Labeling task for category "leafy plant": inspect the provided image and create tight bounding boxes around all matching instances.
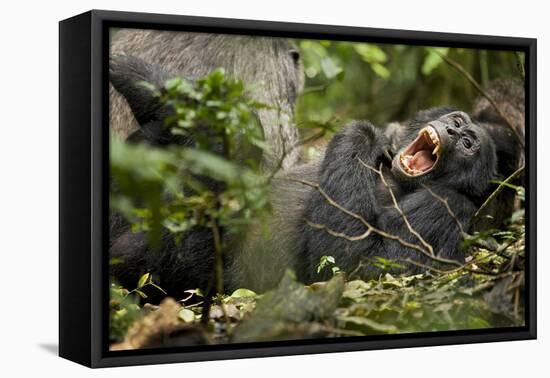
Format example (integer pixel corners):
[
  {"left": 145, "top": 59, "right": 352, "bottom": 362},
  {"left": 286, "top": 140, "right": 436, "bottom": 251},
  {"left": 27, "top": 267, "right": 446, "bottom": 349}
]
[
  {"left": 316, "top": 255, "right": 341, "bottom": 276},
  {"left": 109, "top": 273, "right": 165, "bottom": 341},
  {"left": 109, "top": 284, "right": 141, "bottom": 342},
  {"left": 111, "top": 69, "right": 272, "bottom": 299}
]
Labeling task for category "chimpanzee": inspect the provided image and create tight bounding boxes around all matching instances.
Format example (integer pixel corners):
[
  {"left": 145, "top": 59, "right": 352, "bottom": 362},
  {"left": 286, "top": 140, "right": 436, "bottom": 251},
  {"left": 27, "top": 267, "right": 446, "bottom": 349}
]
[
  {"left": 298, "top": 109, "right": 498, "bottom": 282},
  {"left": 231, "top": 108, "right": 499, "bottom": 290},
  {"left": 384, "top": 79, "right": 524, "bottom": 231}
]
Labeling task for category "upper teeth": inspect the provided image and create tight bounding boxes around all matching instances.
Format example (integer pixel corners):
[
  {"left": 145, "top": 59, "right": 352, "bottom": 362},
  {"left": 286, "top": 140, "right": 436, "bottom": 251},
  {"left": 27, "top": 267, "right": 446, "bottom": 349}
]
[
  {"left": 422, "top": 126, "right": 440, "bottom": 147},
  {"left": 399, "top": 126, "right": 440, "bottom": 176}
]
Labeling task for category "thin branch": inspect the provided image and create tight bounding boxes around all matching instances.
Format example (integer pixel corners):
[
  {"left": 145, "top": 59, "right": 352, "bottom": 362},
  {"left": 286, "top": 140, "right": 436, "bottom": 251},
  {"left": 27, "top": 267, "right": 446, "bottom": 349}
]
[
  {"left": 471, "top": 281, "right": 496, "bottom": 295},
  {"left": 305, "top": 219, "right": 372, "bottom": 241},
  {"left": 265, "top": 129, "right": 327, "bottom": 184},
  {"left": 301, "top": 84, "right": 329, "bottom": 96},
  {"left": 210, "top": 218, "right": 231, "bottom": 330},
  {"left": 433, "top": 49, "right": 524, "bottom": 148},
  {"left": 291, "top": 178, "right": 374, "bottom": 227},
  {"left": 265, "top": 133, "right": 288, "bottom": 183},
  {"left": 474, "top": 165, "right": 525, "bottom": 219},
  {"left": 421, "top": 184, "right": 466, "bottom": 236},
  {"left": 299, "top": 129, "right": 328, "bottom": 147},
  {"left": 399, "top": 252, "right": 486, "bottom": 276},
  {"left": 289, "top": 178, "right": 462, "bottom": 268},
  {"left": 514, "top": 287, "right": 520, "bottom": 321},
  {"left": 398, "top": 258, "right": 460, "bottom": 275},
  {"left": 358, "top": 158, "right": 435, "bottom": 256}
]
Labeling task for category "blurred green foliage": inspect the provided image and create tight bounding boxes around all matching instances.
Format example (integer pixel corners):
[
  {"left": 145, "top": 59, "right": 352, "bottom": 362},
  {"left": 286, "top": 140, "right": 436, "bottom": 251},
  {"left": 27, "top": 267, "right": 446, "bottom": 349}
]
[
  {"left": 296, "top": 41, "right": 522, "bottom": 135},
  {"left": 109, "top": 284, "right": 141, "bottom": 342},
  {"left": 110, "top": 68, "right": 271, "bottom": 248}
]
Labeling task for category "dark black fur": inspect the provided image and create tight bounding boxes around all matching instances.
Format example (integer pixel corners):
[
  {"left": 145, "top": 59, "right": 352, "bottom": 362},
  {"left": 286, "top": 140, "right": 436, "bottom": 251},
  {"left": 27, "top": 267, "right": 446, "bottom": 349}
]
[
  {"left": 228, "top": 109, "right": 499, "bottom": 292},
  {"left": 297, "top": 110, "right": 497, "bottom": 283},
  {"left": 386, "top": 80, "right": 525, "bottom": 231},
  {"left": 471, "top": 79, "right": 524, "bottom": 230},
  {"left": 109, "top": 55, "right": 222, "bottom": 302}
]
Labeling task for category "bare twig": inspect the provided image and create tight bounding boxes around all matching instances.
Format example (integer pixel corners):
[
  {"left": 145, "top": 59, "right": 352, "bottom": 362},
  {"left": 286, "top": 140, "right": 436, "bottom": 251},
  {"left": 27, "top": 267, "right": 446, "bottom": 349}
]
[
  {"left": 471, "top": 281, "right": 496, "bottom": 295},
  {"left": 301, "top": 84, "right": 329, "bottom": 96},
  {"left": 266, "top": 134, "right": 288, "bottom": 183},
  {"left": 398, "top": 258, "right": 459, "bottom": 275},
  {"left": 421, "top": 184, "right": 466, "bottom": 236},
  {"left": 210, "top": 219, "right": 231, "bottom": 330},
  {"left": 290, "top": 178, "right": 462, "bottom": 268},
  {"left": 357, "top": 158, "right": 435, "bottom": 256},
  {"left": 265, "top": 129, "right": 327, "bottom": 184},
  {"left": 399, "top": 252, "right": 489, "bottom": 276},
  {"left": 474, "top": 165, "right": 525, "bottom": 219},
  {"left": 305, "top": 219, "right": 372, "bottom": 241},
  {"left": 514, "top": 287, "right": 520, "bottom": 321},
  {"left": 498, "top": 231, "right": 524, "bottom": 258},
  {"left": 506, "top": 271, "right": 525, "bottom": 292},
  {"left": 433, "top": 49, "right": 524, "bottom": 148},
  {"left": 298, "top": 129, "right": 329, "bottom": 147}
]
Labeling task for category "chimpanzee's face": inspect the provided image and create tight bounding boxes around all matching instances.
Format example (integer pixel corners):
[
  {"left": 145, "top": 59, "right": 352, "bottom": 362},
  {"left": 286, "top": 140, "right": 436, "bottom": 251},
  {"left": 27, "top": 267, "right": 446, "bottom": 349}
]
[{"left": 391, "top": 109, "right": 497, "bottom": 197}]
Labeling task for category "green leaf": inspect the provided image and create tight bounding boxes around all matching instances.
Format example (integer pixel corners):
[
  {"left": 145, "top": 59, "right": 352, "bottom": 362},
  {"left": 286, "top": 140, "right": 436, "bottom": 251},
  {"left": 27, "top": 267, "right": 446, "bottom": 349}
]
[
  {"left": 165, "top": 77, "right": 183, "bottom": 91},
  {"left": 178, "top": 308, "right": 196, "bottom": 323},
  {"left": 320, "top": 57, "right": 343, "bottom": 79},
  {"left": 137, "top": 80, "right": 157, "bottom": 92},
  {"left": 338, "top": 316, "right": 397, "bottom": 333},
  {"left": 422, "top": 47, "right": 449, "bottom": 76},
  {"left": 509, "top": 209, "right": 525, "bottom": 224},
  {"left": 135, "top": 289, "right": 147, "bottom": 299},
  {"left": 354, "top": 43, "right": 387, "bottom": 63},
  {"left": 149, "top": 282, "right": 167, "bottom": 295},
  {"left": 230, "top": 288, "right": 257, "bottom": 298},
  {"left": 371, "top": 63, "right": 391, "bottom": 79},
  {"left": 137, "top": 273, "right": 150, "bottom": 289},
  {"left": 343, "top": 280, "right": 372, "bottom": 299}
]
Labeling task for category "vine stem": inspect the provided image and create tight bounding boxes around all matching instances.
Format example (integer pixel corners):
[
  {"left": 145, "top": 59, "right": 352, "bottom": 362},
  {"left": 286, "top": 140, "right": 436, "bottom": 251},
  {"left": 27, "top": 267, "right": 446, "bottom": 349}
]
[
  {"left": 434, "top": 49, "right": 524, "bottom": 148},
  {"left": 289, "top": 178, "right": 462, "bottom": 268},
  {"left": 210, "top": 218, "right": 231, "bottom": 331},
  {"left": 358, "top": 158, "right": 435, "bottom": 256},
  {"left": 474, "top": 165, "right": 525, "bottom": 219}
]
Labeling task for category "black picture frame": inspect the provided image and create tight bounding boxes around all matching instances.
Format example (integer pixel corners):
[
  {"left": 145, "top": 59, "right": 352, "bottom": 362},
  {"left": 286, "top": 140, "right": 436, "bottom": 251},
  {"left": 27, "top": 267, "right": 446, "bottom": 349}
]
[{"left": 59, "top": 9, "right": 537, "bottom": 368}]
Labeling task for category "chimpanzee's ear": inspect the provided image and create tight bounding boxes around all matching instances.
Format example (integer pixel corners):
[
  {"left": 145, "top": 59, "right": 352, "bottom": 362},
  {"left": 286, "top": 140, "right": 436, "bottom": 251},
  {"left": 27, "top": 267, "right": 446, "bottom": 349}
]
[{"left": 109, "top": 54, "right": 169, "bottom": 126}]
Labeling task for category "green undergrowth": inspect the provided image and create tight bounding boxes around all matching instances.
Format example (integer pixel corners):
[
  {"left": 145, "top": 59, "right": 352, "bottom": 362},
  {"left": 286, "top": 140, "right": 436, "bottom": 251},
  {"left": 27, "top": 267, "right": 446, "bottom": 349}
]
[{"left": 110, "top": 221, "right": 524, "bottom": 347}]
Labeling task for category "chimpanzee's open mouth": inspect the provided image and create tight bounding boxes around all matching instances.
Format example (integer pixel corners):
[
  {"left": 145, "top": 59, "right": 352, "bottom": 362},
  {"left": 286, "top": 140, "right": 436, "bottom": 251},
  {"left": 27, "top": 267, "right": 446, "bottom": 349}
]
[{"left": 399, "top": 126, "right": 441, "bottom": 176}]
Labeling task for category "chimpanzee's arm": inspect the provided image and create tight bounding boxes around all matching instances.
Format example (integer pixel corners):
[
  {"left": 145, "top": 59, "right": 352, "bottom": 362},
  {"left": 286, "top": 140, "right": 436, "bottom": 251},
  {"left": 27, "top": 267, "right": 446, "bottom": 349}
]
[
  {"left": 376, "top": 186, "right": 477, "bottom": 269},
  {"left": 299, "top": 121, "right": 391, "bottom": 281},
  {"left": 311, "top": 120, "right": 391, "bottom": 221}
]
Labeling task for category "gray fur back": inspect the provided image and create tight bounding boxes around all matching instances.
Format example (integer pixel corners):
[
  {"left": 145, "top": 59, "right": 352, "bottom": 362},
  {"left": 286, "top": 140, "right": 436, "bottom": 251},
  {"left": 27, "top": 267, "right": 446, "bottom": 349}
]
[
  {"left": 226, "top": 160, "right": 320, "bottom": 291},
  {"left": 109, "top": 29, "right": 305, "bottom": 170}
]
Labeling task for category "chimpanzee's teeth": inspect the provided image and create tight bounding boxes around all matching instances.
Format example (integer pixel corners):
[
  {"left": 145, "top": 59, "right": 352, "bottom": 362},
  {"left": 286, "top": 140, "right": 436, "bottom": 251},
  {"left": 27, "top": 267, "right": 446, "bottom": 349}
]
[
  {"left": 422, "top": 126, "right": 440, "bottom": 147},
  {"left": 400, "top": 126, "right": 441, "bottom": 176},
  {"left": 400, "top": 154, "right": 421, "bottom": 175}
]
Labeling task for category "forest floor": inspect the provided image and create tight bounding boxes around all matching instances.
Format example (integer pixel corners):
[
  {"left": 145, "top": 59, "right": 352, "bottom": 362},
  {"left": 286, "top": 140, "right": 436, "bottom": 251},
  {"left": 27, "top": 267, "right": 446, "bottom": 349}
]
[{"left": 110, "top": 220, "right": 525, "bottom": 350}]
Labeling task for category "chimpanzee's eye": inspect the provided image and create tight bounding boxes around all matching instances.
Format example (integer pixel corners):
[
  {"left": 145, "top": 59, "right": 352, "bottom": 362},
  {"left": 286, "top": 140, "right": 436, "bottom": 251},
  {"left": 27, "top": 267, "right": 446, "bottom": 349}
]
[
  {"left": 463, "top": 138, "right": 472, "bottom": 149},
  {"left": 453, "top": 118, "right": 462, "bottom": 128}
]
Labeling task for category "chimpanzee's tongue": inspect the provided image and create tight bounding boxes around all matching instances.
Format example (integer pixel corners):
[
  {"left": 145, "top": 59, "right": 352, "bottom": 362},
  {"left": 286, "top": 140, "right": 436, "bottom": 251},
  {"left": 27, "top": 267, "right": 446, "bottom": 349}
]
[{"left": 411, "top": 150, "right": 434, "bottom": 171}]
